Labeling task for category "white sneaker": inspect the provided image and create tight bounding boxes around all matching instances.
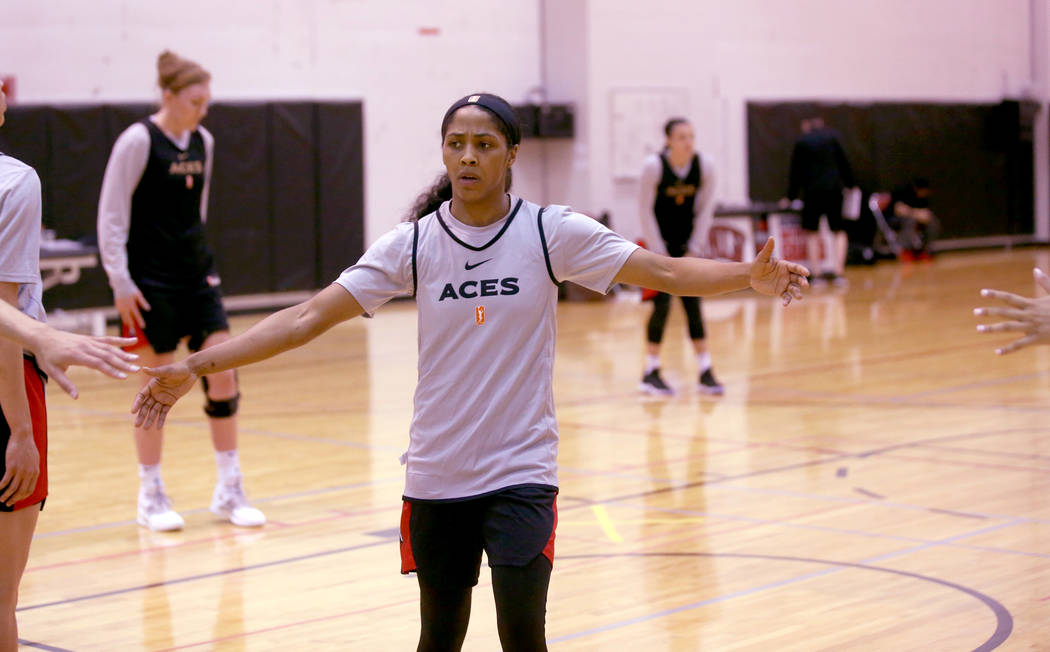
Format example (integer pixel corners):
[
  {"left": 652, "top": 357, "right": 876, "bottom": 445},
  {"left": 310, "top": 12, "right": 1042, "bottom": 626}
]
[
  {"left": 211, "top": 475, "right": 266, "bottom": 527},
  {"left": 137, "top": 485, "right": 185, "bottom": 532}
]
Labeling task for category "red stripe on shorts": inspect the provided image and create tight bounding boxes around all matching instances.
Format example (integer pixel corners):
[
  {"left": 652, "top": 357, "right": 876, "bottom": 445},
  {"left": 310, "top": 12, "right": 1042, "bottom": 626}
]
[
  {"left": 542, "top": 497, "right": 557, "bottom": 566},
  {"left": 10, "top": 357, "right": 48, "bottom": 511},
  {"left": 400, "top": 501, "right": 416, "bottom": 574}
]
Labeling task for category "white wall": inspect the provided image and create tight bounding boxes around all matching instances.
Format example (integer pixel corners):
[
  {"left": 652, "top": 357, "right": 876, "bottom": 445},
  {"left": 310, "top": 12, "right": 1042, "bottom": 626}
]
[
  {"left": 0, "top": 0, "right": 543, "bottom": 249},
  {"left": 2, "top": 0, "right": 1045, "bottom": 254}
]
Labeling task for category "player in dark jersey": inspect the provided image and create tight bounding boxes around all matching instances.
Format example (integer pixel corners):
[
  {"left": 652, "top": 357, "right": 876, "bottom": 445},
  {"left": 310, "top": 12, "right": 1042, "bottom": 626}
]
[
  {"left": 98, "top": 51, "right": 264, "bottom": 531},
  {"left": 638, "top": 118, "right": 723, "bottom": 396},
  {"left": 130, "top": 93, "right": 809, "bottom": 651}
]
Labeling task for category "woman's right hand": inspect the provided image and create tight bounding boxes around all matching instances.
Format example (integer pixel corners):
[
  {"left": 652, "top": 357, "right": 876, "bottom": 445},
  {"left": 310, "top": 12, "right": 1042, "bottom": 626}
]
[
  {"left": 132, "top": 362, "right": 198, "bottom": 429},
  {"left": 1, "top": 432, "right": 40, "bottom": 507},
  {"left": 115, "top": 290, "right": 151, "bottom": 330}
]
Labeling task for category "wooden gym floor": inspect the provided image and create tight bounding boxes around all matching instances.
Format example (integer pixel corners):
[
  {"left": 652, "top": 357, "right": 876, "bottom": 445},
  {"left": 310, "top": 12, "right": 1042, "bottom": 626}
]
[{"left": 16, "top": 247, "right": 1050, "bottom": 650}]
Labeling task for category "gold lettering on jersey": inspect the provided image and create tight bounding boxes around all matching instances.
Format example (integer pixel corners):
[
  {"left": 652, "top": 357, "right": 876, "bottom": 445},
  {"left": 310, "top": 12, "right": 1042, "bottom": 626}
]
[
  {"left": 665, "top": 181, "right": 697, "bottom": 206},
  {"left": 475, "top": 306, "right": 485, "bottom": 325},
  {"left": 169, "top": 160, "right": 204, "bottom": 176}
]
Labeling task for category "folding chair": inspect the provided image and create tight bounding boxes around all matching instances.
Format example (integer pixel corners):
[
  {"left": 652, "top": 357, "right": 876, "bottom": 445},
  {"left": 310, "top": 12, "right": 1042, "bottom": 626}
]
[{"left": 868, "top": 192, "right": 902, "bottom": 258}]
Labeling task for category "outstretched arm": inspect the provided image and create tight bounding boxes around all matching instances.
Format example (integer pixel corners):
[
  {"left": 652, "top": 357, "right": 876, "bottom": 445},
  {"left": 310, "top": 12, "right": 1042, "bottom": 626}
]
[
  {"left": 975, "top": 267, "right": 1050, "bottom": 354},
  {"left": 614, "top": 238, "right": 809, "bottom": 305},
  {"left": 0, "top": 299, "right": 138, "bottom": 398},
  {"left": 132, "top": 283, "right": 363, "bottom": 428}
]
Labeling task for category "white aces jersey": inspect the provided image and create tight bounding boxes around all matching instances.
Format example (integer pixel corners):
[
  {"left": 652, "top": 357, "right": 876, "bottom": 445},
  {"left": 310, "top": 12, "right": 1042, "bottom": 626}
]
[{"left": 335, "top": 195, "right": 639, "bottom": 500}]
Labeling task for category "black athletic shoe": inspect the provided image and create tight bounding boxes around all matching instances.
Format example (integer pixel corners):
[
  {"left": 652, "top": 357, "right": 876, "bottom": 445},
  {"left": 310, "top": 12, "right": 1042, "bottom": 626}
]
[
  {"left": 698, "top": 368, "right": 725, "bottom": 395},
  {"left": 639, "top": 368, "right": 674, "bottom": 396}
]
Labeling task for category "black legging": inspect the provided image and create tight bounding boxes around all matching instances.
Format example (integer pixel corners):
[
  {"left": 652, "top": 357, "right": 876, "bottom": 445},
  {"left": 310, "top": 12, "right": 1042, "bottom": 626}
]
[
  {"left": 417, "top": 555, "right": 552, "bottom": 652},
  {"left": 647, "top": 292, "right": 705, "bottom": 344}
]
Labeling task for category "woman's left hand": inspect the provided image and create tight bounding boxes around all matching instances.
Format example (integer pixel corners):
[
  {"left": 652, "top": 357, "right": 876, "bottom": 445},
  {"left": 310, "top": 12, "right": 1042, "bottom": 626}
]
[{"left": 749, "top": 238, "right": 811, "bottom": 306}]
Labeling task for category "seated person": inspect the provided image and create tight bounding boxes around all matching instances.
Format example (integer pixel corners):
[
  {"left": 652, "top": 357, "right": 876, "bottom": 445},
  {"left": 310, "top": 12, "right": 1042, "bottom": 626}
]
[{"left": 890, "top": 177, "right": 939, "bottom": 261}]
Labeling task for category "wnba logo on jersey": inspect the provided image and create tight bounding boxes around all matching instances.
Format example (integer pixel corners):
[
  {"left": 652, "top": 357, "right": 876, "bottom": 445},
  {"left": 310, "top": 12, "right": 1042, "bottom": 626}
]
[{"left": 475, "top": 306, "right": 485, "bottom": 325}]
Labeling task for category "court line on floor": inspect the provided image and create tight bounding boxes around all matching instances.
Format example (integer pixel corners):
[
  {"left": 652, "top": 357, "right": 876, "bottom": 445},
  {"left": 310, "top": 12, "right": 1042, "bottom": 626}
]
[
  {"left": 612, "top": 502, "right": 1050, "bottom": 560},
  {"left": 15, "top": 640, "right": 74, "bottom": 652},
  {"left": 556, "top": 423, "right": 1050, "bottom": 522},
  {"left": 548, "top": 530, "right": 1016, "bottom": 650},
  {"left": 30, "top": 477, "right": 401, "bottom": 542},
  {"left": 154, "top": 596, "right": 420, "bottom": 651},
  {"left": 26, "top": 504, "right": 395, "bottom": 573},
  {"left": 17, "top": 538, "right": 394, "bottom": 613},
  {"left": 703, "top": 483, "right": 1050, "bottom": 526},
  {"left": 916, "top": 442, "right": 1050, "bottom": 462},
  {"left": 18, "top": 489, "right": 1023, "bottom": 647}
]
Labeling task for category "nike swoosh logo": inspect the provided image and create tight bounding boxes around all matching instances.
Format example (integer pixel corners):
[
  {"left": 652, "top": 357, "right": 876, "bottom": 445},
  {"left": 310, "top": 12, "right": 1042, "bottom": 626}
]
[{"left": 464, "top": 258, "right": 493, "bottom": 271}]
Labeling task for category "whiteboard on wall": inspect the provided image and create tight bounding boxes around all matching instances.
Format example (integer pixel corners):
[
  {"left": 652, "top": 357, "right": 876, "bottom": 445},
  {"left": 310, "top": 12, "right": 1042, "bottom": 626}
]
[{"left": 610, "top": 87, "right": 690, "bottom": 180}]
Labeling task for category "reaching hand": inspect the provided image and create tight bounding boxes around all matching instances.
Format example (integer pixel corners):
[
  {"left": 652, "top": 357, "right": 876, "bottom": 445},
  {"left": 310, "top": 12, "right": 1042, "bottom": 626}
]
[
  {"left": 749, "top": 238, "right": 810, "bottom": 306},
  {"left": 31, "top": 330, "right": 140, "bottom": 399},
  {"left": 131, "top": 362, "right": 198, "bottom": 429},
  {"left": 975, "top": 267, "right": 1050, "bottom": 354}
]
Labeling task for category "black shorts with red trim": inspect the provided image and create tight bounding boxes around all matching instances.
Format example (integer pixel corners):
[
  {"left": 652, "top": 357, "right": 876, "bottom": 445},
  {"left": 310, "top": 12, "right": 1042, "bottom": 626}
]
[
  {"left": 0, "top": 355, "right": 48, "bottom": 512},
  {"left": 126, "top": 282, "right": 230, "bottom": 355},
  {"left": 400, "top": 484, "right": 558, "bottom": 589}
]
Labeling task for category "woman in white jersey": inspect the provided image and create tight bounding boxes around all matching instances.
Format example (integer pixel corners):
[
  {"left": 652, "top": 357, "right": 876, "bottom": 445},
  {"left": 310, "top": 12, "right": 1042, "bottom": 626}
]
[
  {"left": 0, "top": 81, "right": 139, "bottom": 651},
  {"left": 130, "top": 93, "right": 810, "bottom": 651},
  {"left": 98, "top": 51, "right": 264, "bottom": 531}
]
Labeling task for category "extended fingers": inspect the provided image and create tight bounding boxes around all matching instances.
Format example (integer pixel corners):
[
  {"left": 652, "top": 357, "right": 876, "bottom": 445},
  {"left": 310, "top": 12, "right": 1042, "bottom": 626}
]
[
  {"left": 1035, "top": 268, "right": 1050, "bottom": 293},
  {"left": 87, "top": 342, "right": 141, "bottom": 376},
  {"left": 48, "top": 366, "right": 80, "bottom": 399},
  {"left": 147, "top": 402, "right": 170, "bottom": 430},
  {"left": 996, "top": 334, "right": 1038, "bottom": 355},
  {"left": 96, "top": 335, "right": 139, "bottom": 350},
  {"left": 977, "top": 321, "right": 1027, "bottom": 334},
  {"left": 979, "top": 288, "right": 1029, "bottom": 308},
  {"left": 974, "top": 306, "right": 1027, "bottom": 319}
]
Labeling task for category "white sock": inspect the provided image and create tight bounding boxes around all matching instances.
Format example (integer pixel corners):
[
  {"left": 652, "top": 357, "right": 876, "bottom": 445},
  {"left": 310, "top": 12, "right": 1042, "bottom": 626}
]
[
  {"left": 644, "top": 354, "right": 661, "bottom": 374},
  {"left": 138, "top": 463, "right": 163, "bottom": 493},
  {"left": 215, "top": 449, "right": 242, "bottom": 484},
  {"left": 696, "top": 352, "right": 712, "bottom": 372}
]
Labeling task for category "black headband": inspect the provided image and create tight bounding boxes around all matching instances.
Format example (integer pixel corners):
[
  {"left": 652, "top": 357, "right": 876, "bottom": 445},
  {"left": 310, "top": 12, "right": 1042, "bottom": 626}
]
[{"left": 441, "top": 93, "right": 521, "bottom": 146}]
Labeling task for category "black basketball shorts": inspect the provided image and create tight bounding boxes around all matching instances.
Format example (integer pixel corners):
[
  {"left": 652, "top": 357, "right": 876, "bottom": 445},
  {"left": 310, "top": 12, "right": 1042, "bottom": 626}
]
[{"left": 400, "top": 484, "right": 558, "bottom": 589}]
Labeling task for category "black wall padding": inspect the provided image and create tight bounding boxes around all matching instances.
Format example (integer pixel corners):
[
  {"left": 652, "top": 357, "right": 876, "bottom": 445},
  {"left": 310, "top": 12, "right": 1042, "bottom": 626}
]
[
  {"left": 747, "top": 102, "right": 1033, "bottom": 240},
  {"left": 270, "top": 103, "right": 318, "bottom": 292},
  {"left": 317, "top": 103, "right": 365, "bottom": 283},
  {"left": 204, "top": 103, "right": 272, "bottom": 297},
  {"left": 0, "top": 101, "right": 364, "bottom": 310}
]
